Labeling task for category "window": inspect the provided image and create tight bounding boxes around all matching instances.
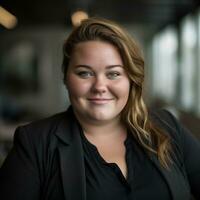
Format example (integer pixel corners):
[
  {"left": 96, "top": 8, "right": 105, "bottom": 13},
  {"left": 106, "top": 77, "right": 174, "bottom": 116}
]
[
  {"left": 152, "top": 26, "right": 178, "bottom": 103},
  {"left": 180, "top": 14, "right": 197, "bottom": 111}
]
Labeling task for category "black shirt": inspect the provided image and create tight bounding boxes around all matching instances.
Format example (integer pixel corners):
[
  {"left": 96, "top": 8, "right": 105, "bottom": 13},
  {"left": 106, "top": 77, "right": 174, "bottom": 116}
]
[{"left": 80, "top": 131, "right": 172, "bottom": 200}]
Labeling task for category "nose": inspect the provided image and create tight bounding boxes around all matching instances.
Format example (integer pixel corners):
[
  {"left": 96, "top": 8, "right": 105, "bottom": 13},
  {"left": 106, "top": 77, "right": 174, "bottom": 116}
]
[{"left": 91, "top": 76, "right": 107, "bottom": 94}]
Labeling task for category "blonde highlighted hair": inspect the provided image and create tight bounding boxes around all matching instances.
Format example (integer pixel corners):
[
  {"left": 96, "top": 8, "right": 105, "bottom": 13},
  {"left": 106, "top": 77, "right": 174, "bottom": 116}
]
[{"left": 62, "top": 17, "right": 172, "bottom": 168}]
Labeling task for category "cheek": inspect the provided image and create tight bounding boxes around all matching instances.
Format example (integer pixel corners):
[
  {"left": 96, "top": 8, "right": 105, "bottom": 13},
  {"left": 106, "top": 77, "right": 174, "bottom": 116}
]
[
  {"left": 112, "top": 80, "right": 130, "bottom": 99},
  {"left": 66, "top": 76, "right": 90, "bottom": 98}
]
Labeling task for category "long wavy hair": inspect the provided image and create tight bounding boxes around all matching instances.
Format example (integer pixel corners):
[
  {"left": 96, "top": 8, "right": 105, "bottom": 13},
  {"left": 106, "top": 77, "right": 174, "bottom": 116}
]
[{"left": 62, "top": 17, "right": 172, "bottom": 168}]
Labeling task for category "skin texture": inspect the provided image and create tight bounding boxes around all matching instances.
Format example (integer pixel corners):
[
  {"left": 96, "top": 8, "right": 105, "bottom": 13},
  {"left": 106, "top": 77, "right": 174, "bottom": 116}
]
[{"left": 66, "top": 41, "right": 130, "bottom": 127}]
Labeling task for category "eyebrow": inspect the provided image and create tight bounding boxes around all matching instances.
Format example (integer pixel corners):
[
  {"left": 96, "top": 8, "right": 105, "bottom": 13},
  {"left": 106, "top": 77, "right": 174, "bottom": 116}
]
[{"left": 75, "top": 64, "right": 124, "bottom": 69}]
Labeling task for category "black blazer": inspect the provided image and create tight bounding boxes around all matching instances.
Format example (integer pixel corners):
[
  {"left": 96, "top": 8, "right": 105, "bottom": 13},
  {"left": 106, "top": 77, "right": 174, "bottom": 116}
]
[{"left": 0, "top": 107, "right": 200, "bottom": 200}]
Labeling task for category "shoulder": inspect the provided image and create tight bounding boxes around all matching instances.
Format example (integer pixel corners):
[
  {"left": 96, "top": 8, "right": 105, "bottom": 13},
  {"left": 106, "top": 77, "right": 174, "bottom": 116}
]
[
  {"left": 150, "top": 109, "right": 186, "bottom": 162},
  {"left": 150, "top": 109, "right": 183, "bottom": 141},
  {"left": 14, "top": 106, "right": 75, "bottom": 145},
  {"left": 149, "top": 109, "right": 194, "bottom": 164},
  {"left": 21, "top": 111, "right": 67, "bottom": 133}
]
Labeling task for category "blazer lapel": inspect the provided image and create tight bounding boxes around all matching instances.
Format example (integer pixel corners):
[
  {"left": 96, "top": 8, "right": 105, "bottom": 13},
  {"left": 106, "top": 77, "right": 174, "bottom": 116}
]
[
  {"left": 55, "top": 108, "right": 86, "bottom": 200},
  {"left": 150, "top": 154, "right": 190, "bottom": 200}
]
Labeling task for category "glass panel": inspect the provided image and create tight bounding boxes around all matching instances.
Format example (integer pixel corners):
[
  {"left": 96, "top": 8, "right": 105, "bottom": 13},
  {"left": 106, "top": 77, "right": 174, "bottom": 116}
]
[
  {"left": 180, "top": 15, "right": 197, "bottom": 110},
  {"left": 152, "top": 26, "right": 178, "bottom": 103},
  {"left": 197, "top": 10, "right": 200, "bottom": 115}
]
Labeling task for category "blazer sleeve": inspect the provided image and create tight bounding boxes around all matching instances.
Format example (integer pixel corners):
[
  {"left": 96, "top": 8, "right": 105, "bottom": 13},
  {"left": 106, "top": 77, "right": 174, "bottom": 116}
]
[
  {"left": 0, "top": 126, "right": 40, "bottom": 200},
  {"left": 181, "top": 124, "right": 200, "bottom": 199},
  {"left": 158, "top": 110, "right": 200, "bottom": 199}
]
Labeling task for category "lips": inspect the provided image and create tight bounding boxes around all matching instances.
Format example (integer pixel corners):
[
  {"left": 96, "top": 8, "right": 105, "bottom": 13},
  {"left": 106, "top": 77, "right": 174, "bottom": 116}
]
[{"left": 87, "top": 98, "right": 113, "bottom": 104}]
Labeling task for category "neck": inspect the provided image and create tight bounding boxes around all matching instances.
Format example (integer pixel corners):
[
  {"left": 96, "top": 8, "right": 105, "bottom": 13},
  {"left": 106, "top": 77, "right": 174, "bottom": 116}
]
[{"left": 74, "top": 113, "right": 126, "bottom": 140}]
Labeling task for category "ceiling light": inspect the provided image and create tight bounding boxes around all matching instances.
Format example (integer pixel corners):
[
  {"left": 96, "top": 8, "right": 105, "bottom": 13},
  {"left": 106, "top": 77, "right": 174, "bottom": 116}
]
[
  {"left": 0, "top": 6, "right": 18, "bottom": 29},
  {"left": 71, "top": 10, "right": 88, "bottom": 27}
]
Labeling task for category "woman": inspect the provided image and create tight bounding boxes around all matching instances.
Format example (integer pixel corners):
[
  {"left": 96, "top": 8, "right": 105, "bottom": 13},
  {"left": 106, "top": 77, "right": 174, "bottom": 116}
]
[{"left": 0, "top": 17, "right": 200, "bottom": 200}]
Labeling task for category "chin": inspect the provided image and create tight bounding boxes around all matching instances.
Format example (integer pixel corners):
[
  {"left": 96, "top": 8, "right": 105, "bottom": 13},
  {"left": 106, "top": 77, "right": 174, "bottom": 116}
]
[
  {"left": 88, "top": 113, "right": 119, "bottom": 123},
  {"left": 89, "top": 115, "right": 109, "bottom": 122}
]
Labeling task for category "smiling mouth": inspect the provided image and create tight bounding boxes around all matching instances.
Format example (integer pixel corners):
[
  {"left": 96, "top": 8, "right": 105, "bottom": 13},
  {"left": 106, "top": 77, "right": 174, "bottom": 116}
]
[{"left": 87, "top": 98, "right": 113, "bottom": 104}]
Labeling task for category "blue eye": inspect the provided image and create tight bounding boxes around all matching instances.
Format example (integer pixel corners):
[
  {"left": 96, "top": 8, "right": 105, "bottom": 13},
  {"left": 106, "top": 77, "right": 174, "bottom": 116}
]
[
  {"left": 107, "top": 72, "right": 120, "bottom": 79},
  {"left": 77, "top": 71, "right": 94, "bottom": 78}
]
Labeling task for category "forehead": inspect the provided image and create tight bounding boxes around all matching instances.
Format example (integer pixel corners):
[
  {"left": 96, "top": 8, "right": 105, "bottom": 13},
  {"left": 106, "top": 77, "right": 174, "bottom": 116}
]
[
  {"left": 73, "top": 40, "right": 117, "bottom": 52},
  {"left": 70, "top": 41, "right": 123, "bottom": 64}
]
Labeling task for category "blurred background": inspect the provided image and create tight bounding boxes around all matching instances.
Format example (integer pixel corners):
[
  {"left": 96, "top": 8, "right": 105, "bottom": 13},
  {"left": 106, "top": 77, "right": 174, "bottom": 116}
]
[{"left": 0, "top": 0, "right": 200, "bottom": 165}]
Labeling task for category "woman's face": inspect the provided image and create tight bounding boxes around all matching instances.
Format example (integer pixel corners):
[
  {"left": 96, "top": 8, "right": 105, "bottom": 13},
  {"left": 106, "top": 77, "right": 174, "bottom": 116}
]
[{"left": 66, "top": 40, "right": 130, "bottom": 125}]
